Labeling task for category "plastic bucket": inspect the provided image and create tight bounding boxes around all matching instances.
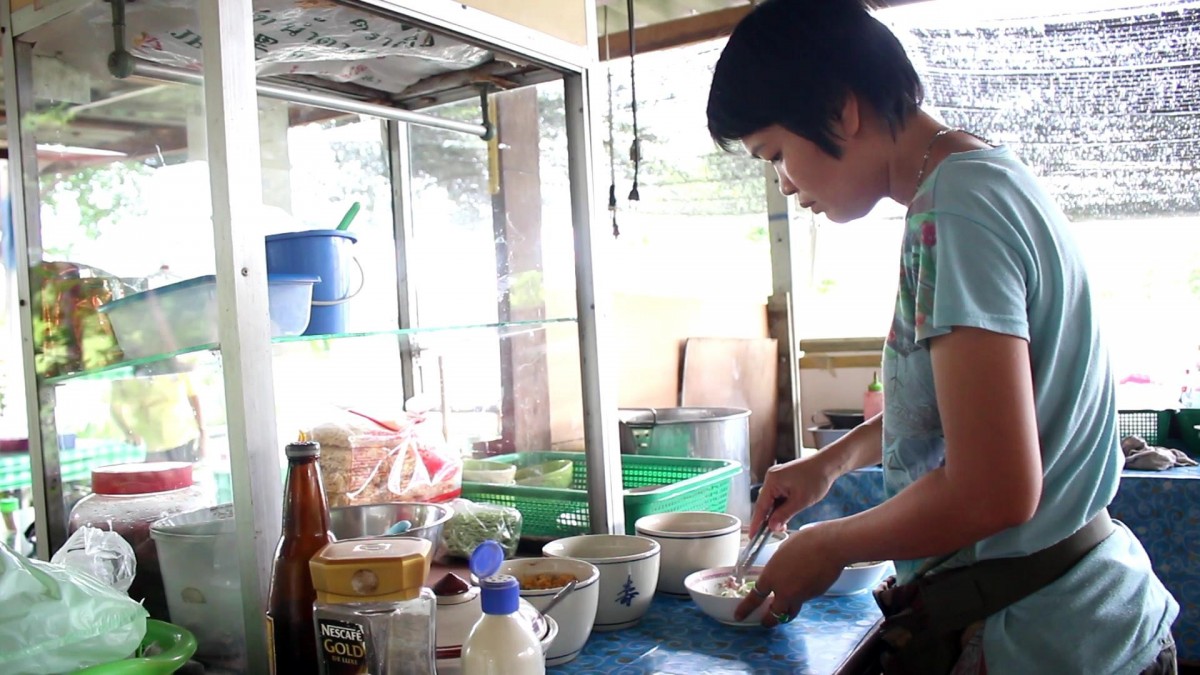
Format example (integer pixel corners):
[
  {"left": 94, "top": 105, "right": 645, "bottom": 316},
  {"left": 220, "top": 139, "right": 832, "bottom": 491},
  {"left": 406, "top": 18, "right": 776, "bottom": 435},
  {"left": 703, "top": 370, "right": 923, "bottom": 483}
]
[
  {"left": 264, "top": 229, "right": 361, "bottom": 335},
  {"left": 149, "top": 504, "right": 246, "bottom": 671}
]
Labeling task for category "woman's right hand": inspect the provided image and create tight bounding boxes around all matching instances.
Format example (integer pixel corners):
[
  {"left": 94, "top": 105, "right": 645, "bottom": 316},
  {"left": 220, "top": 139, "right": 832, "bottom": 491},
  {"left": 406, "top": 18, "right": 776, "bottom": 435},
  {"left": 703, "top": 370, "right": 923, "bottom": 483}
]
[{"left": 750, "top": 455, "right": 837, "bottom": 533}]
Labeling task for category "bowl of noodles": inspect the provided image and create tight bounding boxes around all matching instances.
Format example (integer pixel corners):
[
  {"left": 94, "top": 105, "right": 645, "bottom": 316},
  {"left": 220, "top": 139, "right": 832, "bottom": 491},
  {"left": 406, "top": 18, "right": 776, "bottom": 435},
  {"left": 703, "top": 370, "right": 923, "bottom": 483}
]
[
  {"left": 683, "top": 565, "right": 770, "bottom": 627},
  {"left": 498, "top": 556, "right": 600, "bottom": 666}
]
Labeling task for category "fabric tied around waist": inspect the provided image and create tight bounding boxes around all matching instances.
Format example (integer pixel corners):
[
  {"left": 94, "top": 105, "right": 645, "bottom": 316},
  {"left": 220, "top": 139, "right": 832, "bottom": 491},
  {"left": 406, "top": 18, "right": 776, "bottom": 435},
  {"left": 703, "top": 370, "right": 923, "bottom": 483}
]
[{"left": 868, "top": 509, "right": 1116, "bottom": 675}]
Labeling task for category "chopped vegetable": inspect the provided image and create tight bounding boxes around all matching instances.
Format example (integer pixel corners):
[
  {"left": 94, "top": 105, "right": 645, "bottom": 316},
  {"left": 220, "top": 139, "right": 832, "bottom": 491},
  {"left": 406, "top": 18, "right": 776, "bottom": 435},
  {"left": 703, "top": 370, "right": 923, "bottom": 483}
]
[
  {"left": 441, "top": 498, "right": 522, "bottom": 558},
  {"left": 520, "top": 573, "right": 577, "bottom": 591},
  {"left": 716, "top": 577, "right": 757, "bottom": 599}
]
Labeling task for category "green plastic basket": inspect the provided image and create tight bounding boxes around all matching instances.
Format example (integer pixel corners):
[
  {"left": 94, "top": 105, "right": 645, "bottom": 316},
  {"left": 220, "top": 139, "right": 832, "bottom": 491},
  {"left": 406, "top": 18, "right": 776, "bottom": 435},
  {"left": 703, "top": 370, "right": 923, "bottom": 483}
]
[
  {"left": 1117, "top": 409, "right": 1173, "bottom": 446},
  {"left": 460, "top": 451, "right": 740, "bottom": 539},
  {"left": 1175, "top": 409, "right": 1200, "bottom": 456}
]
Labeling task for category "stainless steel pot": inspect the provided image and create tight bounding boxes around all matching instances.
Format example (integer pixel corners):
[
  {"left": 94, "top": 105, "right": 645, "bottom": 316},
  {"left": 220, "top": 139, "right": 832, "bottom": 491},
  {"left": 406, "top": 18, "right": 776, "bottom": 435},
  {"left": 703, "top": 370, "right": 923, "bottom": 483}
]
[{"left": 618, "top": 407, "right": 751, "bottom": 522}]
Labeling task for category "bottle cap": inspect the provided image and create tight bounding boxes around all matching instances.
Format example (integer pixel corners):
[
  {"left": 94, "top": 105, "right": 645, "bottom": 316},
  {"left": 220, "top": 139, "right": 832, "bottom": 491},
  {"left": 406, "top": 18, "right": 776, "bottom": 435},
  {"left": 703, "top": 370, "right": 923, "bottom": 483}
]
[
  {"left": 285, "top": 441, "right": 320, "bottom": 459},
  {"left": 868, "top": 371, "right": 883, "bottom": 392},
  {"left": 0, "top": 497, "right": 18, "bottom": 514},
  {"left": 309, "top": 537, "right": 432, "bottom": 604},
  {"left": 479, "top": 574, "right": 520, "bottom": 615},
  {"left": 468, "top": 539, "right": 504, "bottom": 579}
]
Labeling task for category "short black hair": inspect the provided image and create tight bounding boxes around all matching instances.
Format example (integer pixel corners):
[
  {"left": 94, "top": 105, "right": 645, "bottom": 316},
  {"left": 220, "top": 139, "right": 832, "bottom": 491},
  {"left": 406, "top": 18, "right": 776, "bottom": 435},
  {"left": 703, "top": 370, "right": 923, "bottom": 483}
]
[{"left": 707, "top": 0, "right": 924, "bottom": 158}]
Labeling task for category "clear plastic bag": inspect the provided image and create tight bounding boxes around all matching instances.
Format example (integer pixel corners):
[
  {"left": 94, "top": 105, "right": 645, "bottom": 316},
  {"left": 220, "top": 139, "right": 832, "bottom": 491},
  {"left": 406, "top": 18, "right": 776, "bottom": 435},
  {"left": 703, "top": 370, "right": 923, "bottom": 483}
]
[
  {"left": 312, "top": 412, "right": 463, "bottom": 508},
  {"left": 441, "top": 498, "right": 522, "bottom": 559},
  {"left": 0, "top": 541, "right": 148, "bottom": 674},
  {"left": 43, "top": 0, "right": 492, "bottom": 95},
  {"left": 51, "top": 525, "right": 137, "bottom": 593}
]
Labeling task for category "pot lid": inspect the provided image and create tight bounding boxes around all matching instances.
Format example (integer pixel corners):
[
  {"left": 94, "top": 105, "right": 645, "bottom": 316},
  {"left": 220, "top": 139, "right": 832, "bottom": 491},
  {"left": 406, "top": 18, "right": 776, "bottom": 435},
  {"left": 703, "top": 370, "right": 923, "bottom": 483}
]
[{"left": 92, "top": 462, "right": 193, "bottom": 495}]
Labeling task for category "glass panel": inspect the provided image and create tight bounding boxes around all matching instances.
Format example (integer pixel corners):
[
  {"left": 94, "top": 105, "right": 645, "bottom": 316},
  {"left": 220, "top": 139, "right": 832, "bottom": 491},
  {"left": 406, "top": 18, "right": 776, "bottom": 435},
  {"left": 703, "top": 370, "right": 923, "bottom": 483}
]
[
  {"left": 284, "top": 112, "right": 399, "bottom": 332},
  {"left": 271, "top": 324, "right": 585, "bottom": 465},
  {"left": 11, "top": 2, "right": 218, "bottom": 556},
  {"left": 407, "top": 81, "right": 582, "bottom": 454}
]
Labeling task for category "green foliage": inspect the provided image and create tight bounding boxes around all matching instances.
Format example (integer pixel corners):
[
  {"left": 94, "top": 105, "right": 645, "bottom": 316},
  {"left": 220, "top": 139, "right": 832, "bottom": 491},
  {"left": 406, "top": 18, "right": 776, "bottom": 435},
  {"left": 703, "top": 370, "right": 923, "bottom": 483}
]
[
  {"left": 40, "top": 162, "right": 152, "bottom": 243},
  {"left": 22, "top": 103, "right": 75, "bottom": 134}
]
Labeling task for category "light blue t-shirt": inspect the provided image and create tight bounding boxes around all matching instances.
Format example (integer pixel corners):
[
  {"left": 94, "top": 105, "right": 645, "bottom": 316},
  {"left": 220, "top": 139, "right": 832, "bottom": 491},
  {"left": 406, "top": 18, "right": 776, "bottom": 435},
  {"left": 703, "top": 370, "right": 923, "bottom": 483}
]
[{"left": 881, "top": 146, "right": 1178, "bottom": 673}]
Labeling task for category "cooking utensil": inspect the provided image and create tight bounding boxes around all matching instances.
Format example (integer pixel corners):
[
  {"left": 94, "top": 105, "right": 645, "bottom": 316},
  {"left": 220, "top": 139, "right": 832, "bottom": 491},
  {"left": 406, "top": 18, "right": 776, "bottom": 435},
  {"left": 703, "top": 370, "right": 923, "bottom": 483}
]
[
  {"left": 384, "top": 519, "right": 412, "bottom": 536},
  {"left": 336, "top": 201, "right": 361, "bottom": 231},
  {"left": 818, "top": 409, "right": 865, "bottom": 429},
  {"left": 328, "top": 502, "right": 453, "bottom": 546},
  {"left": 731, "top": 496, "right": 784, "bottom": 585},
  {"left": 537, "top": 578, "right": 577, "bottom": 620}
]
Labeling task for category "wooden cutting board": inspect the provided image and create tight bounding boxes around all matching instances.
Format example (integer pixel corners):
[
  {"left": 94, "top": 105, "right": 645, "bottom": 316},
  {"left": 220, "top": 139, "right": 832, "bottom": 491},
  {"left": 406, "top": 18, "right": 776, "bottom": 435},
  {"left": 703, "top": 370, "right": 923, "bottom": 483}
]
[{"left": 680, "top": 337, "right": 779, "bottom": 483}]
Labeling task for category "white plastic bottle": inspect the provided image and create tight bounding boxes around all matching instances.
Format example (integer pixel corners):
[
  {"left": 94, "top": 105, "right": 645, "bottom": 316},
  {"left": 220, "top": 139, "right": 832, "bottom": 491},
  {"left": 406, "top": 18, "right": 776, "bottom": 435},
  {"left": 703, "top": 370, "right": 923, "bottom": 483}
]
[{"left": 461, "top": 540, "right": 544, "bottom": 675}]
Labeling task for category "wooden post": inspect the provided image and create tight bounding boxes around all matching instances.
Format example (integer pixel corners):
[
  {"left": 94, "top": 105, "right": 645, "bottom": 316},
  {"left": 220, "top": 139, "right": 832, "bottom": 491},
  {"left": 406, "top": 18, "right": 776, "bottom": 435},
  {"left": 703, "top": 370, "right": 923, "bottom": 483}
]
[{"left": 492, "top": 87, "right": 552, "bottom": 451}]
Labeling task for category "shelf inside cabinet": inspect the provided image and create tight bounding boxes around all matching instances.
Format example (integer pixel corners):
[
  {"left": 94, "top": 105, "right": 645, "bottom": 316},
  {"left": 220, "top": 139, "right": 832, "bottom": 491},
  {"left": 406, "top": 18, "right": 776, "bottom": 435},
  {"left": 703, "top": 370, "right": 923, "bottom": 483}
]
[{"left": 41, "top": 316, "right": 577, "bottom": 386}]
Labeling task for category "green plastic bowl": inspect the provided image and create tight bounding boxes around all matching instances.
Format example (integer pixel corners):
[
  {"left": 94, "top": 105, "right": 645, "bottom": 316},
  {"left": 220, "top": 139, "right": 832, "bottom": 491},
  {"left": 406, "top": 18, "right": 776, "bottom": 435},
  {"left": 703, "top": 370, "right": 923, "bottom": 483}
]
[
  {"left": 514, "top": 459, "right": 574, "bottom": 488},
  {"left": 75, "top": 619, "right": 197, "bottom": 674},
  {"left": 462, "top": 458, "right": 517, "bottom": 485}
]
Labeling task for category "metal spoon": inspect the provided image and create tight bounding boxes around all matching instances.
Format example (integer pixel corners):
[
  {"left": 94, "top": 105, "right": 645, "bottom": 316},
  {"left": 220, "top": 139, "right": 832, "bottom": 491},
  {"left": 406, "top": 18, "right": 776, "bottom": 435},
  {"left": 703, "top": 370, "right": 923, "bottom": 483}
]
[{"left": 538, "top": 578, "right": 578, "bottom": 619}]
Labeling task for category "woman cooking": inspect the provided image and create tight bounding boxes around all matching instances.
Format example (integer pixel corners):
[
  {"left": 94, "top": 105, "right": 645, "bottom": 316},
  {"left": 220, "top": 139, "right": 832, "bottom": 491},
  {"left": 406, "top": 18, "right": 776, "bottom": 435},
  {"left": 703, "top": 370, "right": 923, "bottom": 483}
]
[{"left": 707, "top": 0, "right": 1178, "bottom": 672}]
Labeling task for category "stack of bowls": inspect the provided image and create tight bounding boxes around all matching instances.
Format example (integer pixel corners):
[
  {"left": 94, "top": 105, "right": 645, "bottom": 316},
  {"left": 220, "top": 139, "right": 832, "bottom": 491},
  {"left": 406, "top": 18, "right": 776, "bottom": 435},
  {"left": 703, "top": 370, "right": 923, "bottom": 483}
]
[{"left": 633, "top": 511, "right": 741, "bottom": 596}]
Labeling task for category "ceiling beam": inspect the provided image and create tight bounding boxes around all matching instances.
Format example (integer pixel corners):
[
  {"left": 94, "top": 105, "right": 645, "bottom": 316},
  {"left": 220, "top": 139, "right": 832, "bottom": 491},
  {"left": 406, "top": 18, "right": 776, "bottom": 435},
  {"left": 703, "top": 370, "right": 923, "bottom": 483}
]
[
  {"left": 598, "top": 4, "right": 750, "bottom": 61},
  {"left": 597, "top": 0, "right": 931, "bottom": 61}
]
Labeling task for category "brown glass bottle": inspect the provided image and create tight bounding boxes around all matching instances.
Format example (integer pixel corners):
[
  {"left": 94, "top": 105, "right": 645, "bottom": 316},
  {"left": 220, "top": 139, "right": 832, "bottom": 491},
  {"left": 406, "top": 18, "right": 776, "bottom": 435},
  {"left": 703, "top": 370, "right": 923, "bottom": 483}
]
[{"left": 267, "top": 440, "right": 333, "bottom": 675}]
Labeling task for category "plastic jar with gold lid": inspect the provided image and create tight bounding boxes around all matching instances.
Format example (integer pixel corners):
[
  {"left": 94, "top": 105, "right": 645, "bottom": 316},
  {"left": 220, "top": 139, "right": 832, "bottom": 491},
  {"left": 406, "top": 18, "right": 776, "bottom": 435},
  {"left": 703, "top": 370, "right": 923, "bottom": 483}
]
[{"left": 310, "top": 537, "right": 435, "bottom": 675}]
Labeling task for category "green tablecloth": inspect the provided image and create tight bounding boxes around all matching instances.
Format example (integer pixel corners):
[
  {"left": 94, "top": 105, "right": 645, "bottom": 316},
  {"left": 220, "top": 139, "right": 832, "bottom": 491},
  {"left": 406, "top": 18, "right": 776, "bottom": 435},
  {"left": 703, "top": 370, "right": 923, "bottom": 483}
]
[{"left": 0, "top": 441, "right": 145, "bottom": 492}]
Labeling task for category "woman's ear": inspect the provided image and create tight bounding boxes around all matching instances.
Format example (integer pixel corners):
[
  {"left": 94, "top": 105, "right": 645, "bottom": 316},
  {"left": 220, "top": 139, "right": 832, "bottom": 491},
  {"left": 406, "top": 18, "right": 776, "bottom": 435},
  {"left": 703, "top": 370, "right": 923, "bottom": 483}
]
[{"left": 837, "top": 92, "right": 862, "bottom": 138}]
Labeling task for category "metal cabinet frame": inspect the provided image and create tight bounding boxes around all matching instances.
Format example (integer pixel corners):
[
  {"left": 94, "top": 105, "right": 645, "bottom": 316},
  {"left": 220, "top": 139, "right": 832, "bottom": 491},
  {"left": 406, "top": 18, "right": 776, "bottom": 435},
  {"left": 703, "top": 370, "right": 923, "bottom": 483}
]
[{"left": 1, "top": 1, "right": 621, "bottom": 670}]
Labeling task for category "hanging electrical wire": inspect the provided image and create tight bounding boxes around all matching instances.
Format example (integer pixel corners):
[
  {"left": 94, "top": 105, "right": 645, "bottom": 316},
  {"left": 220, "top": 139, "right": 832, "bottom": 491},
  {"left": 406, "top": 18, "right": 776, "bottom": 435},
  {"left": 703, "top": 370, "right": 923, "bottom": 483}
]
[
  {"left": 625, "top": 0, "right": 641, "bottom": 203},
  {"left": 604, "top": 7, "right": 620, "bottom": 238}
]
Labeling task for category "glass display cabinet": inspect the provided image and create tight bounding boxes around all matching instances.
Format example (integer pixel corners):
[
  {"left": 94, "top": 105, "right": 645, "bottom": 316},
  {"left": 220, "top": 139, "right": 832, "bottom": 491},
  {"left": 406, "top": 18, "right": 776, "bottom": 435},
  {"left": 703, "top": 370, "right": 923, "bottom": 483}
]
[{"left": 2, "top": 0, "right": 619, "bottom": 670}]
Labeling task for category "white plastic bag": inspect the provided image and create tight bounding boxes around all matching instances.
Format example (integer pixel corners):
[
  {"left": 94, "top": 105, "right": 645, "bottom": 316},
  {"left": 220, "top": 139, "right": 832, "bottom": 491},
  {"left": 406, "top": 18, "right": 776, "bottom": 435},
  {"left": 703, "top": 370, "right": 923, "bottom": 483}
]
[
  {"left": 51, "top": 525, "right": 137, "bottom": 593},
  {"left": 0, "top": 541, "right": 148, "bottom": 674}
]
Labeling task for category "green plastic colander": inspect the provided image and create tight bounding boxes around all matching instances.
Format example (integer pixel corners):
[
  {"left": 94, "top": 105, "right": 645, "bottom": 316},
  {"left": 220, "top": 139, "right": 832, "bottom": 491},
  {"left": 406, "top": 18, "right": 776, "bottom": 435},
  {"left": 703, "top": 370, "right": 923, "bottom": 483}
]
[{"left": 74, "top": 620, "right": 197, "bottom": 675}]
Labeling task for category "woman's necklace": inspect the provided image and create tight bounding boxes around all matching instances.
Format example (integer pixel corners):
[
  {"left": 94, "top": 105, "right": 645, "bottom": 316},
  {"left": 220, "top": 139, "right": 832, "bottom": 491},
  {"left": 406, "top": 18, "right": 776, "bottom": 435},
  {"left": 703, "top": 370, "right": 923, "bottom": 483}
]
[{"left": 913, "top": 127, "right": 962, "bottom": 194}]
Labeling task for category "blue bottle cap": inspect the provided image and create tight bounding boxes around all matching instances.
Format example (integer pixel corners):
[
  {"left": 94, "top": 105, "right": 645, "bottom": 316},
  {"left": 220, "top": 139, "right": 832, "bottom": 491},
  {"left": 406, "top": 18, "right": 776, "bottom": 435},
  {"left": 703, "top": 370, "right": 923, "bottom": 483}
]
[
  {"left": 479, "top": 574, "right": 520, "bottom": 615},
  {"left": 468, "top": 540, "right": 504, "bottom": 580}
]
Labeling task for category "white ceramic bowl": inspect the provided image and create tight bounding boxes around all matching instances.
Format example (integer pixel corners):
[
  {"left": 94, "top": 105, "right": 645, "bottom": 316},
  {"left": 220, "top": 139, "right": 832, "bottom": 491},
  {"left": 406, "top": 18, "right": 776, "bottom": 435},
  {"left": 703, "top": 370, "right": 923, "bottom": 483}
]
[
  {"left": 499, "top": 557, "right": 600, "bottom": 666},
  {"left": 542, "top": 534, "right": 660, "bottom": 632},
  {"left": 827, "top": 560, "right": 891, "bottom": 596},
  {"left": 683, "top": 565, "right": 770, "bottom": 627},
  {"left": 634, "top": 511, "right": 741, "bottom": 596}
]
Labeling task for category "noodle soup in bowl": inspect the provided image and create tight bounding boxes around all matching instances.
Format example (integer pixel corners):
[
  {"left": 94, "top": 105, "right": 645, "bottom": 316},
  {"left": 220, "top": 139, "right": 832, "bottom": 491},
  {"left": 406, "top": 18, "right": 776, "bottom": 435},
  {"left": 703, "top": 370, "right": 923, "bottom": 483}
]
[{"left": 684, "top": 565, "right": 770, "bottom": 627}]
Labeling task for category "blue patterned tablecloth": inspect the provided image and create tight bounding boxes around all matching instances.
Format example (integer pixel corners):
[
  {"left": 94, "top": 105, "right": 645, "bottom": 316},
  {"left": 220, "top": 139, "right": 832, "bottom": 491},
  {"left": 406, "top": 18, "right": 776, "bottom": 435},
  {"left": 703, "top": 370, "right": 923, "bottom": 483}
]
[
  {"left": 790, "top": 464, "right": 1200, "bottom": 662},
  {"left": 552, "top": 593, "right": 880, "bottom": 674}
]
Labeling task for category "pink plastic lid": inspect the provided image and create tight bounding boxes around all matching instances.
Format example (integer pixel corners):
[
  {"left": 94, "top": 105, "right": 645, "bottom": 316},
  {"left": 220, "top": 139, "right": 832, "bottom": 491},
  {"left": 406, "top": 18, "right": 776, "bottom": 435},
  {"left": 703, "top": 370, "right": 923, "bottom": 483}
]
[{"left": 91, "top": 462, "right": 194, "bottom": 495}]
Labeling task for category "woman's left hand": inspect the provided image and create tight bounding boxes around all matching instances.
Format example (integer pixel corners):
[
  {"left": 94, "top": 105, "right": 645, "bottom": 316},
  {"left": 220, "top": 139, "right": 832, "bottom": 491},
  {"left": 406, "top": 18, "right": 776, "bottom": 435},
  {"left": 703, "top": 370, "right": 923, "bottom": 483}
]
[{"left": 735, "top": 524, "right": 845, "bottom": 628}]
